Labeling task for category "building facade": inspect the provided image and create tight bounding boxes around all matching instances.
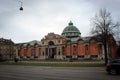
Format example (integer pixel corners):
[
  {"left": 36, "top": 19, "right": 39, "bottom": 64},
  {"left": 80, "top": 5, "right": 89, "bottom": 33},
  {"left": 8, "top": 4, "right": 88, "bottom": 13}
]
[
  {"left": 18, "top": 21, "right": 117, "bottom": 60},
  {"left": 0, "top": 38, "right": 16, "bottom": 61}
]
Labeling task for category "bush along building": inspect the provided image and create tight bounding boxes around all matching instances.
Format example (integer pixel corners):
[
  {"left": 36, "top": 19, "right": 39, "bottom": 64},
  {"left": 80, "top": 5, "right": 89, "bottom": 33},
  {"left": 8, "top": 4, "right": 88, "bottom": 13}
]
[{"left": 18, "top": 21, "right": 117, "bottom": 61}]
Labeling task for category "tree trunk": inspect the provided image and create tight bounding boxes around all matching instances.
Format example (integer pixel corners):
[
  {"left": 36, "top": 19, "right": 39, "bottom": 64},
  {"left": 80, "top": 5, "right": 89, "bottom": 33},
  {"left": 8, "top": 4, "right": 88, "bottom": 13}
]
[
  {"left": 104, "top": 42, "right": 108, "bottom": 65},
  {"left": 103, "top": 34, "right": 108, "bottom": 65}
]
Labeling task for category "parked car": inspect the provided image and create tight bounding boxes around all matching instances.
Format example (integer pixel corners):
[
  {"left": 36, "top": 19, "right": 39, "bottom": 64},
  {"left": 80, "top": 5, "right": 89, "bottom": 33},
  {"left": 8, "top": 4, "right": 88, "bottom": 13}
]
[{"left": 106, "top": 59, "right": 120, "bottom": 75}]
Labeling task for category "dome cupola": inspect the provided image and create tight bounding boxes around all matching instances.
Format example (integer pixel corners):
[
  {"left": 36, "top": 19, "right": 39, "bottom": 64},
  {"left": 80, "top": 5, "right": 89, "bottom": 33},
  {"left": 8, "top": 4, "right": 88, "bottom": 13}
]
[
  {"left": 61, "top": 21, "right": 81, "bottom": 38},
  {"left": 68, "top": 21, "right": 73, "bottom": 25}
]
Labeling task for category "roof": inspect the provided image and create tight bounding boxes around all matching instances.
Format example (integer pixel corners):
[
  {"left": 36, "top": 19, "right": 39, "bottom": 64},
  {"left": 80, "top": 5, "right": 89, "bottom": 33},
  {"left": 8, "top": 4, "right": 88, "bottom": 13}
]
[
  {"left": 67, "top": 37, "right": 81, "bottom": 42},
  {"left": 61, "top": 21, "right": 81, "bottom": 38},
  {"left": 0, "top": 38, "right": 14, "bottom": 44},
  {"left": 21, "top": 40, "right": 41, "bottom": 47},
  {"left": 82, "top": 37, "right": 91, "bottom": 43},
  {"left": 81, "top": 35, "right": 103, "bottom": 43}
]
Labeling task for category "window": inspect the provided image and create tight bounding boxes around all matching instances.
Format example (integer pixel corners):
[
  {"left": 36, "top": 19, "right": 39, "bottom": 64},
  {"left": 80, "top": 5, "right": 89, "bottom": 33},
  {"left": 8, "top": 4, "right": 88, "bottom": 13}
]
[
  {"left": 111, "top": 60, "right": 120, "bottom": 63},
  {"left": 58, "top": 40, "right": 60, "bottom": 43},
  {"left": 85, "top": 45, "right": 88, "bottom": 50},
  {"left": 62, "top": 47, "right": 65, "bottom": 55},
  {"left": 91, "top": 55, "right": 98, "bottom": 58},
  {"left": 58, "top": 51, "right": 60, "bottom": 55},
  {"left": 48, "top": 41, "right": 54, "bottom": 45},
  {"left": 99, "top": 44, "right": 102, "bottom": 50},
  {"left": 42, "top": 52, "right": 44, "bottom": 56},
  {"left": 73, "top": 46, "right": 76, "bottom": 51}
]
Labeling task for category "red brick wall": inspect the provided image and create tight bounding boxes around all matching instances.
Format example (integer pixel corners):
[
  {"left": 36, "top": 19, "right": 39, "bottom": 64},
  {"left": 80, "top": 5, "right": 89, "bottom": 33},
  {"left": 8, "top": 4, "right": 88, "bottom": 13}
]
[
  {"left": 35, "top": 47, "right": 40, "bottom": 57},
  {"left": 78, "top": 44, "right": 85, "bottom": 56},
  {"left": 27, "top": 47, "right": 32, "bottom": 57},
  {"left": 73, "top": 46, "right": 77, "bottom": 55},
  {"left": 109, "top": 35, "right": 117, "bottom": 59},
  {"left": 66, "top": 45, "right": 70, "bottom": 56},
  {"left": 110, "top": 45, "right": 117, "bottom": 59},
  {"left": 89, "top": 43, "right": 99, "bottom": 55},
  {"left": 20, "top": 48, "right": 24, "bottom": 57}
]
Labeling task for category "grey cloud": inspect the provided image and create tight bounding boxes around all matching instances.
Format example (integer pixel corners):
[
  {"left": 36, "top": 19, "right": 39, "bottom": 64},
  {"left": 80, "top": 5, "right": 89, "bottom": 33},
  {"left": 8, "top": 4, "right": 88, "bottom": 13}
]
[{"left": 0, "top": 0, "right": 120, "bottom": 43}]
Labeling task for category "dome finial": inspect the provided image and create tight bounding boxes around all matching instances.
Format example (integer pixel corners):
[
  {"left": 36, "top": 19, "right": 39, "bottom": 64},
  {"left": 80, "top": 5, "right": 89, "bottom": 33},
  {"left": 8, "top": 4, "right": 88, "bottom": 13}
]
[{"left": 68, "top": 20, "right": 73, "bottom": 26}]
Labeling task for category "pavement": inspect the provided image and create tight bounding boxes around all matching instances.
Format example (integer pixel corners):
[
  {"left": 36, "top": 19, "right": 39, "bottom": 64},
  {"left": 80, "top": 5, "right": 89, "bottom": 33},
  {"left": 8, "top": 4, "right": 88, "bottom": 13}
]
[
  {"left": 14, "top": 60, "right": 105, "bottom": 64},
  {"left": 0, "top": 65, "right": 120, "bottom": 80}
]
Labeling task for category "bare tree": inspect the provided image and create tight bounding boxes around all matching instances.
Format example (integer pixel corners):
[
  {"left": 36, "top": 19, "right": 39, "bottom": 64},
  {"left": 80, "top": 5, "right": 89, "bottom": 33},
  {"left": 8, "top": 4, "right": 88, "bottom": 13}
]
[
  {"left": 90, "top": 8, "right": 119, "bottom": 65},
  {"left": 114, "top": 24, "right": 120, "bottom": 57},
  {"left": 114, "top": 24, "right": 120, "bottom": 41}
]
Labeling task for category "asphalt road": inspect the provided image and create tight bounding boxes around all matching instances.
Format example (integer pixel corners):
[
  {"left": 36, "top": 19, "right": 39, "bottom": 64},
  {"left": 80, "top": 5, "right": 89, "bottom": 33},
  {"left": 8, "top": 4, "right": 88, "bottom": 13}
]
[{"left": 0, "top": 65, "right": 119, "bottom": 80}]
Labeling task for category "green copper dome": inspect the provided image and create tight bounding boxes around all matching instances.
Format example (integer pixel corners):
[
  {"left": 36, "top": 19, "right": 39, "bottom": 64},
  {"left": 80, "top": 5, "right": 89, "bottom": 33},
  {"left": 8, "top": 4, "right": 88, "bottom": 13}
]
[{"left": 61, "top": 21, "right": 81, "bottom": 38}]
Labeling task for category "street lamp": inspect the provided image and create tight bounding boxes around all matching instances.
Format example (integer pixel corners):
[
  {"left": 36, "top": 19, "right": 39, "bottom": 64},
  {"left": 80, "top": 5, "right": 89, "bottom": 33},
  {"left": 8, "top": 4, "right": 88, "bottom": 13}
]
[{"left": 19, "top": 1, "right": 23, "bottom": 11}]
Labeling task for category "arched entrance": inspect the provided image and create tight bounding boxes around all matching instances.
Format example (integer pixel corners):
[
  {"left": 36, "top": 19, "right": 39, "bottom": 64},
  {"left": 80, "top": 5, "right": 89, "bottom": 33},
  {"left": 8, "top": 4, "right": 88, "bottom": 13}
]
[{"left": 48, "top": 41, "right": 56, "bottom": 59}]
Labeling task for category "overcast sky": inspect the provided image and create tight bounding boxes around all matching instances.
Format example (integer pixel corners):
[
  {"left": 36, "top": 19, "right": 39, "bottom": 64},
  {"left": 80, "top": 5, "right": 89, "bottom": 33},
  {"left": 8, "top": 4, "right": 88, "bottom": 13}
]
[{"left": 0, "top": 0, "right": 120, "bottom": 43}]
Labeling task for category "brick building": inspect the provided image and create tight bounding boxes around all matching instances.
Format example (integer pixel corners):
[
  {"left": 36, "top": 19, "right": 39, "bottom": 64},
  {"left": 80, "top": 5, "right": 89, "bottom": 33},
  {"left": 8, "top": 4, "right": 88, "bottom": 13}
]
[{"left": 18, "top": 21, "right": 117, "bottom": 60}]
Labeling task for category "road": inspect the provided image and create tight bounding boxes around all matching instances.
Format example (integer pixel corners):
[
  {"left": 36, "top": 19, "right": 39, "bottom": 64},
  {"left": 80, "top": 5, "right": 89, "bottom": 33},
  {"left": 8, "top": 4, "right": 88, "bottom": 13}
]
[{"left": 0, "top": 65, "right": 119, "bottom": 80}]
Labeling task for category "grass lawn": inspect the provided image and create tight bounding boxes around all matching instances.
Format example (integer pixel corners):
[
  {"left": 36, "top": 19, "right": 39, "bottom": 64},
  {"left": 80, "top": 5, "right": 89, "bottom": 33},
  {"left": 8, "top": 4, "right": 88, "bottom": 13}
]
[{"left": 0, "top": 61, "right": 105, "bottom": 67}]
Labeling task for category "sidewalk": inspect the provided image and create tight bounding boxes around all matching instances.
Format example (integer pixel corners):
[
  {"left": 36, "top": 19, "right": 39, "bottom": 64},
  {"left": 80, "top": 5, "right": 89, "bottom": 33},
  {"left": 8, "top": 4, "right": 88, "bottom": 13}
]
[{"left": 18, "top": 60, "right": 105, "bottom": 64}]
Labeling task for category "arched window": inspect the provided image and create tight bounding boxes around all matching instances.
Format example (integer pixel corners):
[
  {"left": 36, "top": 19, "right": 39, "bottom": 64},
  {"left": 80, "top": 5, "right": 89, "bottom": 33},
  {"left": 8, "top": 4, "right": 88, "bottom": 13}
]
[
  {"left": 85, "top": 45, "right": 89, "bottom": 55},
  {"left": 99, "top": 44, "right": 102, "bottom": 54},
  {"left": 85, "top": 45, "right": 88, "bottom": 50},
  {"left": 48, "top": 41, "right": 54, "bottom": 45},
  {"left": 73, "top": 46, "right": 76, "bottom": 55},
  {"left": 62, "top": 46, "right": 65, "bottom": 55}
]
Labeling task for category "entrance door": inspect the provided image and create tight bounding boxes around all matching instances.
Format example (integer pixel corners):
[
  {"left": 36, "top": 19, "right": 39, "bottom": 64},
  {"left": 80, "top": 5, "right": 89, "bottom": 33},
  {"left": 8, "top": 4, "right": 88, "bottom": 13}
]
[
  {"left": 49, "top": 48, "right": 55, "bottom": 58},
  {"left": 48, "top": 41, "right": 56, "bottom": 59}
]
